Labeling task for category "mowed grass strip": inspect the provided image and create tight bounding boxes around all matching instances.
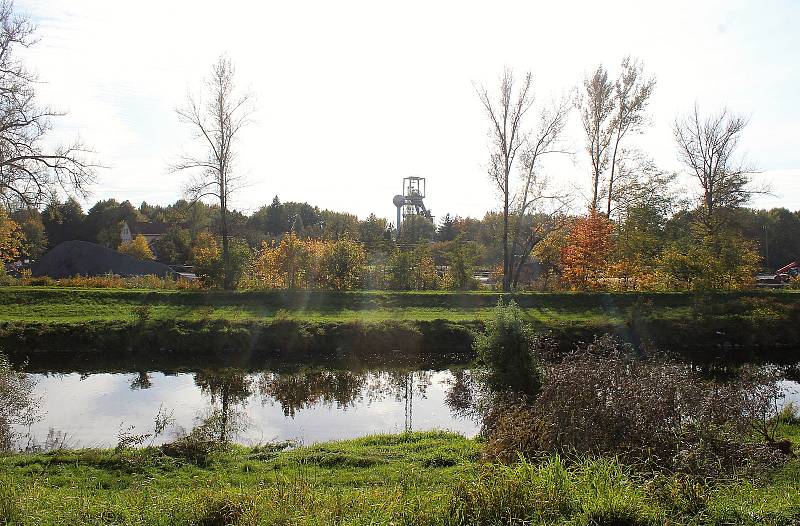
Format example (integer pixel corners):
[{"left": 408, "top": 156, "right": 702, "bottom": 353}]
[{"left": 2, "top": 287, "right": 798, "bottom": 325}]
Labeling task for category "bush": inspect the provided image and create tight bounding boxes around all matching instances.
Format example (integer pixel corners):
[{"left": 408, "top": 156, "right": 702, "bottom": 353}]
[
  {"left": 473, "top": 300, "right": 542, "bottom": 397},
  {"left": 0, "top": 266, "right": 12, "bottom": 286},
  {"left": 481, "top": 336, "right": 789, "bottom": 476},
  {"left": 17, "top": 272, "right": 202, "bottom": 289},
  {"left": 0, "top": 354, "right": 40, "bottom": 452}
]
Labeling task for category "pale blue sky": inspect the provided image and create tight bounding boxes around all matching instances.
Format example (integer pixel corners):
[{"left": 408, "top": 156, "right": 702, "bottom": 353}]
[{"left": 18, "top": 0, "right": 800, "bottom": 220}]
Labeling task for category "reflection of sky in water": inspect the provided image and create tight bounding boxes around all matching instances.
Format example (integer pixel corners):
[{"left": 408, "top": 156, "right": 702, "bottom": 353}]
[
  {"left": 781, "top": 380, "right": 800, "bottom": 406},
  {"left": 22, "top": 371, "right": 800, "bottom": 448},
  {"left": 26, "top": 370, "right": 479, "bottom": 447}
]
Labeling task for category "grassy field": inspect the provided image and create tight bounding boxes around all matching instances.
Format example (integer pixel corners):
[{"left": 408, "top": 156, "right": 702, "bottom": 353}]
[
  {"left": 1, "top": 286, "right": 799, "bottom": 325},
  {"left": 1, "top": 429, "right": 799, "bottom": 525},
  {"left": 3, "top": 287, "right": 800, "bottom": 361}
]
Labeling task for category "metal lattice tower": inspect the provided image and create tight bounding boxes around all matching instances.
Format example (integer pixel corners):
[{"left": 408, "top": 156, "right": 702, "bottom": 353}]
[{"left": 392, "top": 176, "right": 433, "bottom": 240}]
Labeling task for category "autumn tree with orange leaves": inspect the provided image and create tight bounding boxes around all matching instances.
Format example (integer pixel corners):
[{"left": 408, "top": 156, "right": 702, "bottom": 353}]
[
  {"left": 561, "top": 212, "right": 614, "bottom": 290},
  {"left": 0, "top": 208, "right": 23, "bottom": 263}
]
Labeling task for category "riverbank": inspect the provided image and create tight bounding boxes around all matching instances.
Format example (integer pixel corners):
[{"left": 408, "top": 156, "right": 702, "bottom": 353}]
[
  {"left": 2, "top": 288, "right": 800, "bottom": 362},
  {"left": 1, "top": 429, "right": 798, "bottom": 525}
]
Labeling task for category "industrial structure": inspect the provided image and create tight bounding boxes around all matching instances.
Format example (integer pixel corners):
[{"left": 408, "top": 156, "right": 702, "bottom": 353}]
[{"left": 392, "top": 176, "right": 433, "bottom": 240}]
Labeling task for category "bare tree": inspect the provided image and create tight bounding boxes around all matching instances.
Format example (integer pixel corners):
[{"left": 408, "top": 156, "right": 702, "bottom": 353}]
[
  {"left": 0, "top": 1, "right": 97, "bottom": 209},
  {"left": 605, "top": 57, "right": 655, "bottom": 216},
  {"left": 508, "top": 96, "right": 572, "bottom": 289},
  {"left": 673, "top": 105, "right": 754, "bottom": 233},
  {"left": 578, "top": 58, "right": 655, "bottom": 217},
  {"left": 476, "top": 69, "right": 570, "bottom": 290},
  {"left": 608, "top": 150, "right": 677, "bottom": 221},
  {"left": 173, "top": 56, "right": 253, "bottom": 290},
  {"left": 578, "top": 66, "right": 614, "bottom": 213},
  {"left": 475, "top": 69, "right": 532, "bottom": 291}
]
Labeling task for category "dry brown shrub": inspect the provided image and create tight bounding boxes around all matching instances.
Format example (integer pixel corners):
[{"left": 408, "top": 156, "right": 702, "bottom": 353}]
[{"left": 482, "top": 336, "right": 789, "bottom": 476}]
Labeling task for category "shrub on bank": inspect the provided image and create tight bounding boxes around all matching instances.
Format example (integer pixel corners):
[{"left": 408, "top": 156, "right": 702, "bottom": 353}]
[
  {"left": 473, "top": 300, "right": 542, "bottom": 397},
  {"left": 481, "top": 336, "right": 789, "bottom": 476}
]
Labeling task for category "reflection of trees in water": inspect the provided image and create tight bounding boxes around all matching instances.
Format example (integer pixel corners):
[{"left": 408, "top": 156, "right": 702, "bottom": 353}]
[
  {"left": 257, "top": 370, "right": 369, "bottom": 417},
  {"left": 120, "top": 365, "right": 480, "bottom": 438},
  {"left": 129, "top": 371, "right": 152, "bottom": 390},
  {"left": 194, "top": 369, "right": 253, "bottom": 443},
  {"left": 0, "top": 355, "right": 40, "bottom": 451},
  {"left": 256, "top": 369, "right": 434, "bottom": 429},
  {"left": 444, "top": 369, "right": 481, "bottom": 420},
  {"left": 373, "top": 371, "right": 432, "bottom": 432}
]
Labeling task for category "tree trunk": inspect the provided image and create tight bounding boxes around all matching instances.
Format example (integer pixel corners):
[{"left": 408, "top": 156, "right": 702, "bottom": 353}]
[
  {"left": 502, "top": 171, "right": 510, "bottom": 292},
  {"left": 606, "top": 131, "right": 623, "bottom": 217}
]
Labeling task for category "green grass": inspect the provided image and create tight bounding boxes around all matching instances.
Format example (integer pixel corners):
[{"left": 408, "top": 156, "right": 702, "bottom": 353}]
[
  {"left": 1, "top": 286, "right": 798, "bottom": 325},
  {"left": 1, "top": 429, "right": 798, "bottom": 525},
  {"left": 3, "top": 287, "right": 800, "bottom": 362}
]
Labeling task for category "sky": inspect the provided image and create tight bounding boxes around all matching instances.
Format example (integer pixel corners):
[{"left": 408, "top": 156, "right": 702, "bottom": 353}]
[{"left": 16, "top": 0, "right": 800, "bottom": 222}]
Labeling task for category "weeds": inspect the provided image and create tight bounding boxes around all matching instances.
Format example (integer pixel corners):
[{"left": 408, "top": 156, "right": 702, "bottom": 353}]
[
  {"left": 481, "top": 336, "right": 791, "bottom": 478},
  {"left": 14, "top": 273, "right": 203, "bottom": 290},
  {"left": 0, "top": 353, "right": 40, "bottom": 452},
  {"left": 449, "top": 456, "right": 658, "bottom": 525},
  {"left": 115, "top": 405, "right": 174, "bottom": 453}
]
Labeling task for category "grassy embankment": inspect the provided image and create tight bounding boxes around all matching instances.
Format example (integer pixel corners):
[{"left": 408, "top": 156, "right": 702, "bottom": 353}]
[
  {"left": 1, "top": 426, "right": 799, "bottom": 525},
  {"left": 1, "top": 287, "right": 800, "bottom": 361}
]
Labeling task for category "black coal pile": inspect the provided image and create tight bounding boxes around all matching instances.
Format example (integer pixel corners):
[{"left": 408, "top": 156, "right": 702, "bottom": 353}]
[{"left": 32, "top": 240, "right": 176, "bottom": 279}]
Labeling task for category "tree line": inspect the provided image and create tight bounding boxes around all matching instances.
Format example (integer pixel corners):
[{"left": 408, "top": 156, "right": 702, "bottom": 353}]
[{"left": 0, "top": 1, "right": 793, "bottom": 291}]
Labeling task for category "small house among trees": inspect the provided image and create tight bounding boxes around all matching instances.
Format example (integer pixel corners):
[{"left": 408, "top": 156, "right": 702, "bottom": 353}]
[{"left": 121, "top": 221, "right": 169, "bottom": 247}]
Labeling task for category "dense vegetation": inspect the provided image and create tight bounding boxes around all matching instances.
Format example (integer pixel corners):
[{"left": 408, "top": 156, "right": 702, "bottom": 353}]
[
  {"left": 5, "top": 196, "right": 799, "bottom": 293},
  {"left": 0, "top": 426, "right": 798, "bottom": 524}
]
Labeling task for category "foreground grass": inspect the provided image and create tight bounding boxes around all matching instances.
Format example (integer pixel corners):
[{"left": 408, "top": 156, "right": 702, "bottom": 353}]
[{"left": 1, "top": 430, "right": 798, "bottom": 525}]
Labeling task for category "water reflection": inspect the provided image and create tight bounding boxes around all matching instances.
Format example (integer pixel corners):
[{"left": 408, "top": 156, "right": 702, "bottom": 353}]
[
  {"left": 194, "top": 369, "right": 253, "bottom": 442},
  {"left": 18, "top": 359, "right": 800, "bottom": 449},
  {"left": 24, "top": 365, "right": 479, "bottom": 447}
]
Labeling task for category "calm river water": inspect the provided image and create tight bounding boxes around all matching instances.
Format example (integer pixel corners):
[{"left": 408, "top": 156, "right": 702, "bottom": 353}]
[
  {"left": 16, "top": 360, "right": 800, "bottom": 448},
  {"left": 24, "top": 366, "right": 481, "bottom": 447}
]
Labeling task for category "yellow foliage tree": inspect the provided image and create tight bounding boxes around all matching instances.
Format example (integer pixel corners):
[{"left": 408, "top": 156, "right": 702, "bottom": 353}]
[
  {"left": 0, "top": 208, "right": 23, "bottom": 263},
  {"left": 253, "top": 232, "right": 316, "bottom": 289},
  {"left": 560, "top": 212, "right": 614, "bottom": 290},
  {"left": 118, "top": 234, "right": 154, "bottom": 260},
  {"left": 656, "top": 235, "right": 760, "bottom": 291},
  {"left": 191, "top": 231, "right": 222, "bottom": 286},
  {"left": 252, "top": 232, "right": 368, "bottom": 290},
  {"left": 318, "top": 239, "right": 367, "bottom": 290}
]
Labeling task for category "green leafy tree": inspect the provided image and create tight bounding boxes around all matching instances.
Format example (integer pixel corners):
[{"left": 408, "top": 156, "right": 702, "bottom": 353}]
[
  {"left": 151, "top": 227, "right": 193, "bottom": 264},
  {"left": 319, "top": 239, "right": 367, "bottom": 290},
  {"left": 11, "top": 211, "right": 48, "bottom": 259},
  {"left": 359, "top": 213, "right": 391, "bottom": 251},
  {"left": 437, "top": 214, "right": 458, "bottom": 242},
  {"left": 657, "top": 231, "right": 760, "bottom": 291},
  {"left": 321, "top": 210, "right": 360, "bottom": 240},
  {"left": 42, "top": 198, "right": 86, "bottom": 246},
  {"left": 616, "top": 204, "right": 667, "bottom": 264},
  {"left": 398, "top": 214, "right": 435, "bottom": 244},
  {"left": 84, "top": 199, "right": 141, "bottom": 248},
  {"left": 445, "top": 234, "right": 480, "bottom": 290},
  {"left": 387, "top": 245, "right": 438, "bottom": 290}
]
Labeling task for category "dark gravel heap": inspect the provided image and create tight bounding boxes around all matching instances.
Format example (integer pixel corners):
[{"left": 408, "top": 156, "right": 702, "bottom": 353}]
[{"left": 32, "top": 240, "right": 177, "bottom": 279}]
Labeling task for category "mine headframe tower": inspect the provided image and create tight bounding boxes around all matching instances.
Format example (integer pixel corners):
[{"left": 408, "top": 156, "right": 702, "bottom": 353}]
[{"left": 393, "top": 176, "right": 433, "bottom": 240}]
